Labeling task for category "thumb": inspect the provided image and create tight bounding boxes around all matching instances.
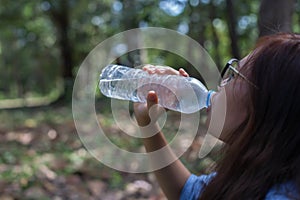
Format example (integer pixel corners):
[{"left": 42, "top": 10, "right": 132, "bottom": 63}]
[
  {"left": 147, "top": 90, "right": 158, "bottom": 110},
  {"left": 146, "top": 91, "right": 166, "bottom": 124}
]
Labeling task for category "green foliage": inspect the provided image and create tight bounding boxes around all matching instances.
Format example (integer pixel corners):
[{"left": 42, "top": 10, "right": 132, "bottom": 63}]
[
  {"left": 0, "top": 105, "right": 73, "bottom": 130},
  {"left": 0, "top": 0, "right": 299, "bottom": 101},
  {"left": 0, "top": 2, "right": 299, "bottom": 198},
  {"left": 109, "top": 171, "right": 124, "bottom": 189}
]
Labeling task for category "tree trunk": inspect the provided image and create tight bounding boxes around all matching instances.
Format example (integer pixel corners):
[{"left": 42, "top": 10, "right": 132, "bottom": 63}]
[
  {"left": 258, "top": 0, "right": 296, "bottom": 37},
  {"left": 186, "top": 3, "right": 208, "bottom": 80},
  {"left": 209, "top": 2, "right": 222, "bottom": 71},
  {"left": 48, "top": 0, "right": 73, "bottom": 102},
  {"left": 120, "top": 0, "right": 143, "bottom": 67},
  {"left": 225, "top": 0, "right": 240, "bottom": 59}
]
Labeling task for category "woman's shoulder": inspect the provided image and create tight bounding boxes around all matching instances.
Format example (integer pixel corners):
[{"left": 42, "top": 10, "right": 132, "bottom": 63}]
[
  {"left": 265, "top": 181, "right": 300, "bottom": 200},
  {"left": 180, "top": 172, "right": 216, "bottom": 200},
  {"left": 181, "top": 173, "right": 300, "bottom": 200}
]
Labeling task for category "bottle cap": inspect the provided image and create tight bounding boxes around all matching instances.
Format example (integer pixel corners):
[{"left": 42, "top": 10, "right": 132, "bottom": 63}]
[{"left": 206, "top": 90, "right": 215, "bottom": 108}]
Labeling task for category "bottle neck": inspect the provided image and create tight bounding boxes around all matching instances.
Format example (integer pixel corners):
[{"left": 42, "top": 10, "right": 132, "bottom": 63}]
[{"left": 206, "top": 90, "right": 215, "bottom": 108}]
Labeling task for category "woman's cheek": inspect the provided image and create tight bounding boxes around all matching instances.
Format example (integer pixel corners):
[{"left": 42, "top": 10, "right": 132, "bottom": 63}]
[{"left": 206, "top": 91, "right": 227, "bottom": 139}]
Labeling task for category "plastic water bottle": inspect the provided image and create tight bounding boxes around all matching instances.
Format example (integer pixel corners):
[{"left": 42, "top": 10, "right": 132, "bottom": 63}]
[{"left": 99, "top": 64, "right": 214, "bottom": 114}]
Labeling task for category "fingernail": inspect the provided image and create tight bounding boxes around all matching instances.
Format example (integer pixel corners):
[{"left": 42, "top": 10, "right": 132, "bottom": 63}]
[{"left": 148, "top": 91, "right": 156, "bottom": 101}]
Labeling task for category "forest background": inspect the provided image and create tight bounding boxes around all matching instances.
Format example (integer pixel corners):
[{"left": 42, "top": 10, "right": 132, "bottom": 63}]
[{"left": 0, "top": 0, "right": 299, "bottom": 199}]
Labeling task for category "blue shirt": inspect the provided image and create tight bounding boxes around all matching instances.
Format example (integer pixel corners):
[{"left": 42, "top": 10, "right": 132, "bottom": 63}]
[{"left": 180, "top": 173, "right": 300, "bottom": 200}]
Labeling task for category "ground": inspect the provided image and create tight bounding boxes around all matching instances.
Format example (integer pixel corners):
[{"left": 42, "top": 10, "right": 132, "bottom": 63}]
[{"left": 0, "top": 104, "right": 219, "bottom": 200}]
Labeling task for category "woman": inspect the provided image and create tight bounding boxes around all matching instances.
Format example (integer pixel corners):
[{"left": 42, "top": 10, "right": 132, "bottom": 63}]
[{"left": 134, "top": 33, "right": 300, "bottom": 200}]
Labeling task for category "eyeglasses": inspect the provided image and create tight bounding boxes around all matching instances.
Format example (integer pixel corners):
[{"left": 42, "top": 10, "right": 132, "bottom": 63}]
[{"left": 220, "top": 58, "right": 258, "bottom": 89}]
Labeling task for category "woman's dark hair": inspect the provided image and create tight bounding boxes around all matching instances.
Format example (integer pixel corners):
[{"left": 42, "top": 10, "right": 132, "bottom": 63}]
[{"left": 199, "top": 33, "right": 300, "bottom": 200}]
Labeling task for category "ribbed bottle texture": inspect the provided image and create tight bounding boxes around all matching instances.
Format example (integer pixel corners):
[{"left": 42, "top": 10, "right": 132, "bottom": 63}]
[{"left": 99, "top": 64, "right": 213, "bottom": 114}]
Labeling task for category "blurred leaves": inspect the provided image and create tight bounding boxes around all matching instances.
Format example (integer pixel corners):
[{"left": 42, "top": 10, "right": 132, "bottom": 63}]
[
  {"left": 0, "top": 106, "right": 187, "bottom": 199},
  {"left": 0, "top": 0, "right": 299, "bottom": 102},
  {"left": 0, "top": 1, "right": 299, "bottom": 199}
]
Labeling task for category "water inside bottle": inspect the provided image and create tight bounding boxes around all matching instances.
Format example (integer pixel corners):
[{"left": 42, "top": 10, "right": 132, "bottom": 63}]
[
  {"left": 99, "top": 65, "right": 213, "bottom": 113},
  {"left": 100, "top": 79, "right": 140, "bottom": 102}
]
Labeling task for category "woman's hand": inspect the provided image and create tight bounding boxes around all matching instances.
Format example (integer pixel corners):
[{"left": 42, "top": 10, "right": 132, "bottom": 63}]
[
  {"left": 133, "top": 91, "right": 162, "bottom": 127},
  {"left": 142, "top": 64, "right": 189, "bottom": 77},
  {"left": 133, "top": 65, "right": 192, "bottom": 200},
  {"left": 133, "top": 65, "right": 189, "bottom": 127}
]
